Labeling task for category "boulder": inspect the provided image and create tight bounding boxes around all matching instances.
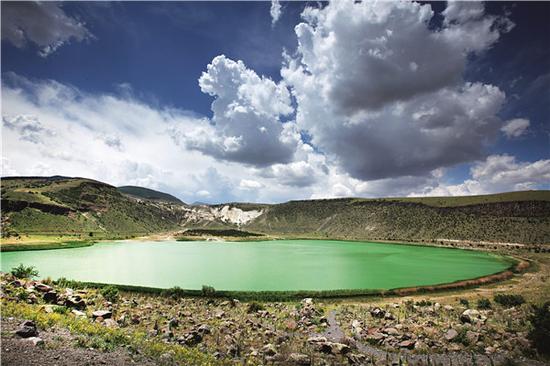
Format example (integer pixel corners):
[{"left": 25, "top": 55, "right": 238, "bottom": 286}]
[
  {"left": 384, "top": 327, "right": 399, "bottom": 336},
  {"left": 347, "top": 353, "right": 368, "bottom": 365},
  {"left": 103, "top": 319, "right": 118, "bottom": 327},
  {"left": 24, "top": 336, "right": 44, "bottom": 347},
  {"left": 72, "top": 309, "right": 86, "bottom": 317},
  {"left": 92, "top": 310, "right": 112, "bottom": 319},
  {"left": 307, "top": 336, "right": 327, "bottom": 344},
  {"left": 289, "top": 353, "right": 311, "bottom": 365},
  {"left": 261, "top": 343, "right": 277, "bottom": 356},
  {"left": 181, "top": 331, "right": 202, "bottom": 346},
  {"left": 196, "top": 324, "right": 211, "bottom": 335},
  {"left": 399, "top": 340, "right": 416, "bottom": 349},
  {"left": 460, "top": 309, "right": 486, "bottom": 324},
  {"left": 64, "top": 297, "right": 86, "bottom": 309},
  {"left": 327, "top": 342, "right": 351, "bottom": 355},
  {"left": 370, "top": 307, "right": 385, "bottom": 318},
  {"left": 35, "top": 283, "right": 53, "bottom": 292},
  {"left": 43, "top": 291, "right": 58, "bottom": 303},
  {"left": 15, "top": 320, "right": 37, "bottom": 338},
  {"left": 445, "top": 329, "right": 459, "bottom": 342},
  {"left": 351, "top": 320, "right": 363, "bottom": 335},
  {"left": 466, "top": 331, "right": 479, "bottom": 344}
]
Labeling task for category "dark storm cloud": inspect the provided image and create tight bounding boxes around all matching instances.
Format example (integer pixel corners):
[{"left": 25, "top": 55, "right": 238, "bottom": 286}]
[{"left": 1, "top": 2, "right": 92, "bottom": 57}]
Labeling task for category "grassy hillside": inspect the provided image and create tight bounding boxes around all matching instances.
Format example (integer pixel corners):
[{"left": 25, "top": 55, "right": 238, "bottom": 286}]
[
  {"left": 245, "top": 193, "right": 550, "bottom": 244},
  {"left": 1, "top": 177, "right": 184, "bottom": 239},
  {"left": 2, "top": 176, "right": 549, "bottom": 245},
  {"left": 118, "top": 185, "right": 184, "bottom": 204}
]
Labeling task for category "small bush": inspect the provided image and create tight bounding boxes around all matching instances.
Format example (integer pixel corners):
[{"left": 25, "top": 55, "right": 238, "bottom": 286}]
[
  {"left": 201, "top": 285, "right": 216, "bottom": 297},
  {"left": 494, "top": 294, "right": 525, "bottom": 308},
  {"left": 53, "top": 306, "right": 69, "bottom": 315},
  {"left": 161, "top": 286, "right": 185, "bottom": 298},
  {"left": 247, "top": 301, "right": 265, "bottom": 313},
  {"left": 415, "top": 300, "right": 433, "bottom": 307},
  {"left": 459, "top": 298, "right": 470, "bottom": 307},
  {"left": 477, "top": 298, "right": 492, "bottom": 310},
  {"left": 528, "top": 302, "right": 550, "bottom": 356},
  {"left": 100, "top": 286, "right": 119, "bottom": 303},
  {"left": 11, "top": 264, "right": 38, "bottom": 279}
]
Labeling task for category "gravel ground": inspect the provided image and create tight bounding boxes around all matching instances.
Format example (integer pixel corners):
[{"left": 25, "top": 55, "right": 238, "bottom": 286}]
[{"left": 1, "top": 317, "right": 156, "bottom": 366}]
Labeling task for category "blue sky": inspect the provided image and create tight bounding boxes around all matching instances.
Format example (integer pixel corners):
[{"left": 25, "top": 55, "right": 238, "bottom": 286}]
[{"left": 2, "top": 1, "right": 549, "bottom": 203}]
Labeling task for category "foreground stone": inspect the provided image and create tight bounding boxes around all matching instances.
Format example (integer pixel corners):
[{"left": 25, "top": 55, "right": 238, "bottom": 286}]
[
  {"left": 15, "top": 320, "right": 38, "bottom": 338},
  {"left": 92, "top": 310, "right": 112, "bottom": 319},
  {"left": 23, "top": 336, "right": 44, "bottom": 347}
]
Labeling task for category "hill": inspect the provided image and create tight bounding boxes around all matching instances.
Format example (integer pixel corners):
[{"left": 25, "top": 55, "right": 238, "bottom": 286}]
[
  {"left": 117, "top": 186, "right": 184, "bottom": 204},
  {"left": 245, "top": 192, "right": 550, "bottom": 244},
  {"left": 1, "top": 176, "right": 185, "bottom": 239},
  {"left": 1, "top": 176, "right": 549, "bottom": 245}
]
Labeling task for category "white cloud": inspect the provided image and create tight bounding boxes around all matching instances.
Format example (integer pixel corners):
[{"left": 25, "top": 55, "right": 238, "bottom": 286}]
[
  {"left": 1, "top": 2, "right": 92, "bottom": 57},
  {"left": 270, "top": 0, "right": 282, "bottom": 25},
  {"left": 501, "top": 118, "right": 530, "bottom": 138},
  {"left": 239, "top": 179, "right": 263, "bottom": 189},
  {"left": 178, "top": 55, "right": 300, "bottom": 167},
  {"left": 411, "top": 155, "right": 550, "bottom": 196},
  {"left": 2, "top": 114, "right": 55, "bottom": 144},
  {"left": 282, "top": 1, "right": 511, "bottom": 181}
]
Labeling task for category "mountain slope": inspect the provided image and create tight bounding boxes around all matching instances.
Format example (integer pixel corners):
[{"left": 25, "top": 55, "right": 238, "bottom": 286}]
[
  {"left": 1, "top": 176, "right": 184, "bottom": 238},
  {"left": 117, "top": 186, "right": 184, "bottom": 204},
  {"left": 245, "top": 193, "right": 550, "bottom": 244},
  {"left": 2, "top": 176, "right": 549, "bottom": 244}
]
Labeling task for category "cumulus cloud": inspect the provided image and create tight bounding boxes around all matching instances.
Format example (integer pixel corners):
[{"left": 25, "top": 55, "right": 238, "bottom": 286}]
[
  {"left": 282, "top": 1, "right": 512, "bottom": 181},
  {"left": 501, "top": 118, "right": 530, "bottom": 138},
  {"left": 411, "top": 155, "right": 550, "bottom": 196},
  {"left": 1, "top": 2, "right": 92, "bottom": 57},
  {"left": 270, "top": 0, "right": 282, "bottom": 25},
  {"left": 178, "top": 55, "right": 300, "bottom": 167}
]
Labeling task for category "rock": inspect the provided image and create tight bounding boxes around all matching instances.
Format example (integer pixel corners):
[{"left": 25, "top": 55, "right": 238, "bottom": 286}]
[
  {"left": 196, "top": 324, "right": 211, "bottom": 335},
  {"left": 24, "top": 337, "right": 44, "bottom": 347},
  {"left": 307, "top": 336, "right": 327, "bottom": 344},
  {"left": 445, "top": 329, "right": 459, "bottom": 342},
  {"left": 43, "top": 305, "right": 54, "bottom": 313},
  {"left": 327, "top": 342, "right": 351, "bottom": 355},
  {"left": 302, "top": 298, "right": 313, "bottom": 305},
  {"left": 92, "top": 310, "right": 112, "bottom": 319},
  {"left": 444, "top": 305, "right": 454, "bottom": 311},
  {"left": 384, "top": 327, "right": 399, "bottom": 336},
  {"left": 181, "top": 331, "right": 202, "bottom": 346},
  {"left": 131, "top": 315, "right": 140, "bottom": 324},
  {"left": 43, "top": 291, "right": 58, "bottom": 303},
  {"left": 64, "top": 297, "right": 86, "bottom": 309},
  {"left": 370, "top": 307, "right": 385, "bottom": 318},
  {"left": 35, "top": 283, "right": 53, "bottom": 292},
  {"left": 103, "top": 319, "right": 118, "bottom": 327},
  {"left": 289, "top": 353, "right": 311, "bottom": 365},
  {"left": 15, "top": 321, "right": 37, "bottom": 338},
  {"left": 347, "top": 353, "right": 368, "bottom": 365},
  {"left": 466, "top": 331, "right": 479, "bottom": 344},
  {"left": 214, "top": 310, "right": 225, "bottom": 319},
  {"left": 434, "top": 303, "right": 441, "bottom": 311},
  {"left": 71, "top": 309, "right": 86, "bottom": 317},
  {"left": 399, "top": 340, "right": 416, "bottom": 349},
  {"left": 351, "top": 320, "right": 363, "bottom": 335},
  {"left": 261, "top": 343, "right": 277, "bottom": 356},
  {"left": 460, "top": 309, "right": 485, "bottom": 324}
]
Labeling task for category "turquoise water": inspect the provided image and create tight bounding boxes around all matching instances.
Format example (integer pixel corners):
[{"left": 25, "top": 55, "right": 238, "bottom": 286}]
[{"left": 0, "top": 240, "right": 512, "bottom": 291}]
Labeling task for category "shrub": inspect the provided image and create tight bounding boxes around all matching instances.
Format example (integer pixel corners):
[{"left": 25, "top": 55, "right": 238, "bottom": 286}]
[
  {"left": 201, "top": 285, "right": 216, "bottom": 297},
  {"left": 459, "top": 298, "right": 470, "bottom": 307},
  {"left": 100, "top": 286, "right": 119, "bottom": 303},
  {"left": 528, "top": 302, "right": 550, "bottom": 356},
  {"left": 477, "top": 298, "right": 492, "bottom": 310},
  {"left": 53, "top": 306, "right": 69, "bottom": 315},
  {"left": 247, "top": 301, "right": 265, "bottom": 313},
  {"left": 415, "top": 300, "right": 433, "bottom": 307},
  {"left": 10, "top": 264, "right": 38, "bottom": 279},
  {"left": 494, "top": 294, "right": 525, "bottom": 308},
  {"left": 161, "top": 286, "right": 186, "bottom": 298}
]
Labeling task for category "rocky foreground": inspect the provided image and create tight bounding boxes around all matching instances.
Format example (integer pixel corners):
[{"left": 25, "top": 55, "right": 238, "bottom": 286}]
[{"left": 1, "top": 271, "right": 548, "bottom": 366}]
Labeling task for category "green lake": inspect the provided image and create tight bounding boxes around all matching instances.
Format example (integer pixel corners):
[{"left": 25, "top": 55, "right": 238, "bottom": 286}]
[{"left": 0, "top": 240, "right": 513, "bottom": 292}]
